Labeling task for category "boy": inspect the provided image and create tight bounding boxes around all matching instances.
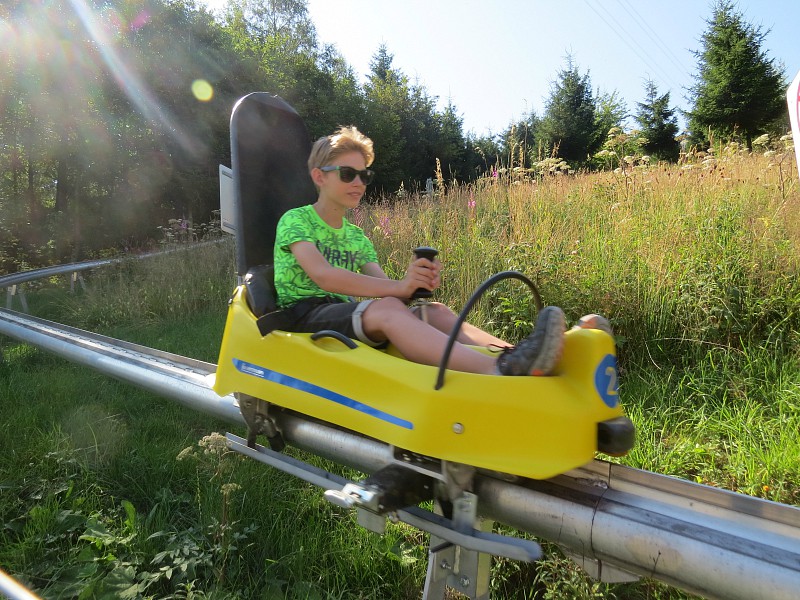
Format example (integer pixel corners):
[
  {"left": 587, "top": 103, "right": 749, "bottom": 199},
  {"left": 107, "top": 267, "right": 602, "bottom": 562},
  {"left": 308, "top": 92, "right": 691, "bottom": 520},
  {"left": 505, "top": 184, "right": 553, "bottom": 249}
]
[{"left": 273, "top": 126, "right": 604, "bottom": 376}]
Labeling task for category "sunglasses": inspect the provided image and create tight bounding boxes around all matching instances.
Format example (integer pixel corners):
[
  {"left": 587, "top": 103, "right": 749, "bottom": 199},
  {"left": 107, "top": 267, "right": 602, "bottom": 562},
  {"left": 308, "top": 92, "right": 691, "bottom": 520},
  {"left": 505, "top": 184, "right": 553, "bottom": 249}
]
[{"left": 319, "top": 165, "right": 375, "bottom": 185}]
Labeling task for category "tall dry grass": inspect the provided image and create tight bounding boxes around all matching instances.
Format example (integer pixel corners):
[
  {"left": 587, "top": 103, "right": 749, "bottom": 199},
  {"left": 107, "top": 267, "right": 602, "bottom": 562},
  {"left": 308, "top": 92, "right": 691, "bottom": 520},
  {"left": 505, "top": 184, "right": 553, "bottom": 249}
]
[
  {"left": 5, "top": 145, "right": 798, "bottom": 599},
  {"left": 359, "top": 146, "right": 800, "bottom": 365}
]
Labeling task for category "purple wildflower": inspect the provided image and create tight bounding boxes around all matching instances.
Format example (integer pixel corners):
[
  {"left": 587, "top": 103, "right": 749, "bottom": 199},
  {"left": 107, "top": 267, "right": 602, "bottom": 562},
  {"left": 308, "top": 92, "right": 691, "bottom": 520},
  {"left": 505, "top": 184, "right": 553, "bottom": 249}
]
[{"left": 379, "top": 215, "right": 392, "bottom": 237}]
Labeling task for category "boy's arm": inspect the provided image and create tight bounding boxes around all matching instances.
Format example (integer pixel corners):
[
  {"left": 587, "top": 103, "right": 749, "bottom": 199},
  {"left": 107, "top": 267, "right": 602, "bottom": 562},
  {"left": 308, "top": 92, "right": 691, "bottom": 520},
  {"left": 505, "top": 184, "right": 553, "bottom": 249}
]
[
  {"left": 361, "top": 262, "right": 389, "bottom": 279},
  {"left": 290, "top": 241, "right": 435, "bottom": 299},
  {"left": 362, "top": 260, "right": 442, "bottom": 290}
]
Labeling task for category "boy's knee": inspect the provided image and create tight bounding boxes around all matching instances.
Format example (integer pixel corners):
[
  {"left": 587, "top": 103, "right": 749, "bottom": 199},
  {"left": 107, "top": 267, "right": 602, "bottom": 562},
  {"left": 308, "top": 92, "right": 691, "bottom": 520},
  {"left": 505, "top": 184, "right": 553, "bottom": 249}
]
[
  {"left": 427, "top": 302, "right": 455, "bottom": 317},
  {"left": 367, "top": 296, "right": 407, "bottom": 315},
  {"left": 360, "top": 297, "right": 409, "bottom": 336},
  {"left": 362, "top": 297, "right": 410, "bottom": 327},
  {"left": 410, "top": 301, "right": 455, "bottom": 326}
]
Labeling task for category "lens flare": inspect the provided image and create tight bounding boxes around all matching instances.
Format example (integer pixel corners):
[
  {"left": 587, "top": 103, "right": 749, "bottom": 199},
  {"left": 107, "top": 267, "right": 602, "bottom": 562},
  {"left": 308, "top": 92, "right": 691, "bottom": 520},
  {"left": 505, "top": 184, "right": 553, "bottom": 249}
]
[
  {"left": 67, "top": 0, "right": 200, "bottom": 158},
  {"left": 130, "top": 10, "right": 150, "bottom": 31},
  {"left": 191, "top": 79, "right": 214, "bottom": 102}
]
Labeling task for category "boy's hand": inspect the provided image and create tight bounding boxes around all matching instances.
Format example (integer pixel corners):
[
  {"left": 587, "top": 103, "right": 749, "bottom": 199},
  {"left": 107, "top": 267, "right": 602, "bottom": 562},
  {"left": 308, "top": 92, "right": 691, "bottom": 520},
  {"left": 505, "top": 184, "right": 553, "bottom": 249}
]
[{"left": 400, "top": 257, "right": 441, "bottom": 298}]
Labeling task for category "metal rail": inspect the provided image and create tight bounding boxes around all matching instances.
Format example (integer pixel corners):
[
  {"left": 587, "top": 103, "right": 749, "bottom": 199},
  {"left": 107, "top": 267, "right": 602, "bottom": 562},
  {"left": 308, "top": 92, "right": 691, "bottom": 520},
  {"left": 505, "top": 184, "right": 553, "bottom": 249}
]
[
  {"left": 1, "top": 240, "right": 227, "bottom": 311},
  {"left": 1, "top": 308, "right": 799, "bottom": 599},
  {"left": 0, "top": 568, "right": 40, "bottom": 600},
  {"left": 0, "top": 309, "right": 239, "bottom": 424}
]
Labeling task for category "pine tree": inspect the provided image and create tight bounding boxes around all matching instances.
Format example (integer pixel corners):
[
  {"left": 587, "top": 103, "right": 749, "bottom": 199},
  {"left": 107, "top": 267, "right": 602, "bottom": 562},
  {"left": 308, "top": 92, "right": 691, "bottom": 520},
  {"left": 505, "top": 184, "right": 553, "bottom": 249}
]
[
  {"left": 688, "top": 0, "right": 786, "bottom": 149},
  {"left": 538, "top": 58, "right": 599, "bottom": 164},
  {"left": 635, "top": 80, "right": 680, "bottom": 161},
  {"left": 363, "top": 45, "right": 408, "bottom": 193}
]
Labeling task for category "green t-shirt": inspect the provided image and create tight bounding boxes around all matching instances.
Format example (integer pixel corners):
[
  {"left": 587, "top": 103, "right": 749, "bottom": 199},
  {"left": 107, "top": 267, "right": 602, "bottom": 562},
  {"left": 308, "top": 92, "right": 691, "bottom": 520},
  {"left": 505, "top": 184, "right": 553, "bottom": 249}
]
[{"left": 274, "top": 205, "right": 379, "bottom": 307}]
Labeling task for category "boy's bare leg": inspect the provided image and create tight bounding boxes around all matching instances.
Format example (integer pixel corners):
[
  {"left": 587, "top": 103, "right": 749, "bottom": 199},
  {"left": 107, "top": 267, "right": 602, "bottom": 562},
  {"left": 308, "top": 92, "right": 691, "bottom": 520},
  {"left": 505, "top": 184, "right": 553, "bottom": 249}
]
[
  {"left": 362, "top": 298, "right": 498, "bottom": 374},
  {"left": 414, "top": 302, "right": 508, "bottom": 347}
]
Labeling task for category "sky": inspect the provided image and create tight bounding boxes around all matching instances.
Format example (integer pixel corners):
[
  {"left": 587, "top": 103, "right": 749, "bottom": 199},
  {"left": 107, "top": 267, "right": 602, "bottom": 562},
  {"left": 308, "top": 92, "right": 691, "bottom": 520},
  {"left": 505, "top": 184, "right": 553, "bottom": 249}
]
[{"left": 199, "top": 0, "right": 800, "bottom": 136}]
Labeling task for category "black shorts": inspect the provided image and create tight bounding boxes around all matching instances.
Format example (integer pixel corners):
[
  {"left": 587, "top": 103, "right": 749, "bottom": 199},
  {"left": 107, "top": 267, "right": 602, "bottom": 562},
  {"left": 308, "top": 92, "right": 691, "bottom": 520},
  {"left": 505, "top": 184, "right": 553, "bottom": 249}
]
[{"left": 292, "top": 299, "right": 384, "bottom": 346}]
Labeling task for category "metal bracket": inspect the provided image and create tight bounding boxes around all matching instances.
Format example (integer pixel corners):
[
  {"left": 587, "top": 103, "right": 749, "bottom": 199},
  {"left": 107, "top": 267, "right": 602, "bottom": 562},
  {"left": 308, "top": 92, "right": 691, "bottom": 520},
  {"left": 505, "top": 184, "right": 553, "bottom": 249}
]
[
  {"left": 325, "top": 483, "right": 379, "bottom": 510},
  {"left": 325, "top": 463, "right": 435, "bottom": 517},
  {"left": 236, "top": 393, "right": 285, "bottom": 451},
  {"left": 70, "top": 271, "right": 87, "bottom": 293},
  {"left": 561, "top": 548, "right": 640, "bottom": 583},
  {"left": 422, "top": 493, "right": 493, "bottom": 599},
  {"left": 225, "top": 432, "right": 541, "bottom": 600},
  {"left": 5, "top": 285, "right": 29, "bottom": 312}
]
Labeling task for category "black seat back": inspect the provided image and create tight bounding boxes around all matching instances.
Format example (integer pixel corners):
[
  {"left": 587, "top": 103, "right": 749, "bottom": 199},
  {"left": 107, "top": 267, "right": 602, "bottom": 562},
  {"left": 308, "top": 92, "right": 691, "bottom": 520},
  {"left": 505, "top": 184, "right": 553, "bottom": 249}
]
[
  {"left": 243, "top": 264, "right": 278, "bottom": 318},
  {"left": 230, "top": 93, "right": 317, "bottom": 277}
]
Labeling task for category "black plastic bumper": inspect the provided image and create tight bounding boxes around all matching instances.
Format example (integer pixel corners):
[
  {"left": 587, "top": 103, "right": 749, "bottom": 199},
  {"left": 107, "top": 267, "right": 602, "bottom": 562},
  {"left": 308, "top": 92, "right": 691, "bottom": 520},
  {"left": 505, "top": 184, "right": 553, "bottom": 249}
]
[{"left": 597, "top": 416, "right": 636, "bottom": 456}]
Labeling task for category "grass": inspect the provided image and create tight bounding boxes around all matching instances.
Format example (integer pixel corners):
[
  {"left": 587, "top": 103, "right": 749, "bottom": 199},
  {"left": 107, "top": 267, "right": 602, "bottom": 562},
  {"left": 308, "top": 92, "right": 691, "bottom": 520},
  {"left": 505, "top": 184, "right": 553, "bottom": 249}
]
[
  {"left": 1, "top": 304, "right": 424, "bottom": 599},
  {"left": 1, "top": 144, "right": 799, "bottom": 598}
]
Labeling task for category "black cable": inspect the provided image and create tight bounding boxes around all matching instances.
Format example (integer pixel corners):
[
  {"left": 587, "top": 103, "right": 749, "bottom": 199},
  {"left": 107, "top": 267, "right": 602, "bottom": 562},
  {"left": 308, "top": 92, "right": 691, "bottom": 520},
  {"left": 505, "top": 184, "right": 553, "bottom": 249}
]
[{"left": 435, "top": 271, "right": 543, "bottom": 390}]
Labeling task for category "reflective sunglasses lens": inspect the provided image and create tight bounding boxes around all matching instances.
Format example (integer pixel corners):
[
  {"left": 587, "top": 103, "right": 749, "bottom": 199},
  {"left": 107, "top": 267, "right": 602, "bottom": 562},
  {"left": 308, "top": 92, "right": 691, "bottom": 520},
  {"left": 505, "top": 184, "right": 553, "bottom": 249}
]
[
  {"left": 338, "top": 167, "right": 358, "bottom": 183},
  {"left": 323, "top": 165, "right": 373, "bottom": 184}
]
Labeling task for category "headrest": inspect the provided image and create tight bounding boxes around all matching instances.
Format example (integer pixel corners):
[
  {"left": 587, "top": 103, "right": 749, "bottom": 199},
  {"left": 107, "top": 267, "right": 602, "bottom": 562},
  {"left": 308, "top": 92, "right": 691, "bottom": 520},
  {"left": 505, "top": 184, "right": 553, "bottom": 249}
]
[
  {"left": 230, "top": 92, "right": 316, "bottom": 276},
  {"left": 243, "top": 264, "right": 278, "bottom": 318}
]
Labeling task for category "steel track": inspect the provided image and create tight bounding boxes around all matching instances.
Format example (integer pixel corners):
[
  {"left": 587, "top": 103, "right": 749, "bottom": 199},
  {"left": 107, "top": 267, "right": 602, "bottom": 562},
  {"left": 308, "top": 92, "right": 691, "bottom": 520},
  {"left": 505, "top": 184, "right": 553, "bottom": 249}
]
[{"left": 1, "top": 308, "right": 799, "bottom": 600}]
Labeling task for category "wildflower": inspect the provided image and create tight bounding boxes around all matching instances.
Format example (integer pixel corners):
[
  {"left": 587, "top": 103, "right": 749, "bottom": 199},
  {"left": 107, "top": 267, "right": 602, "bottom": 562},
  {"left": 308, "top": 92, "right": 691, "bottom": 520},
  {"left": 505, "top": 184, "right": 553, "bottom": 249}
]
[
  {"left": 351, "top": 206, "right": 364, "bottom": 228},
  {"left": 176, "top": 446, "right": 194, "bottom": 461},
  {"left": 198, "top": 432, "right": 228, "bottom": 456},
  {"left": 377, "top": 215, "right": 392, "bottom": 237},
  {"left": 753, "top": 134, "right": 770, "bottom": 148},
  {"left": 468, "top": 192, "right": 476, "bottom": 210},
  {"left": 221, "top": 483, "right": 242, "bottom": 496}
]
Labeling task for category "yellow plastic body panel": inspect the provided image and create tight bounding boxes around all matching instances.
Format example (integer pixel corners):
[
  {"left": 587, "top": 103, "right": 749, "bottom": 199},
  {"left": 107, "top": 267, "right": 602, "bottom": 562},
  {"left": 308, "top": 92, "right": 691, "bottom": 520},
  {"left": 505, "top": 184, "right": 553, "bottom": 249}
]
[{"left": 214, "top": 286, "right": 627, "bottom": 479}]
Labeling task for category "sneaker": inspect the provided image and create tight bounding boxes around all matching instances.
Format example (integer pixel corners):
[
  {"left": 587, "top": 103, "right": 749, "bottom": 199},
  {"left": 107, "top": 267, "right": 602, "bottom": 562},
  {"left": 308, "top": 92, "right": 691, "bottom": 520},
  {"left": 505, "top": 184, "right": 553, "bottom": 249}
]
[
  {"left": 496, "top": 306, "right": 566, "bottom": 376},
  {"left": 574, "top": 313, "right": 613, "bottom": 336}
]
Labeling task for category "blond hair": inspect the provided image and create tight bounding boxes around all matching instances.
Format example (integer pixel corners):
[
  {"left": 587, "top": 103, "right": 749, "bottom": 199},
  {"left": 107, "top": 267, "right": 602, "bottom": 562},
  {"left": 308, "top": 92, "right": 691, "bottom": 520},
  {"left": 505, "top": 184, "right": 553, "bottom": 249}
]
[{"left": 308, "top": 126, "right": 375, "bottom": 174}]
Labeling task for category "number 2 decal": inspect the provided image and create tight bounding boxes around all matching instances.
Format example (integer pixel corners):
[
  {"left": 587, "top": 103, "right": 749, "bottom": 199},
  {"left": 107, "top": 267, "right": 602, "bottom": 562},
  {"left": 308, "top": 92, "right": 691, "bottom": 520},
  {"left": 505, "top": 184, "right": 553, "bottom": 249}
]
[
  {"left": 605, "top": 365, "right": 618, "bottom": 398},
  {"left": 595, "top": 355, "right": 619, "bottom": 408}
]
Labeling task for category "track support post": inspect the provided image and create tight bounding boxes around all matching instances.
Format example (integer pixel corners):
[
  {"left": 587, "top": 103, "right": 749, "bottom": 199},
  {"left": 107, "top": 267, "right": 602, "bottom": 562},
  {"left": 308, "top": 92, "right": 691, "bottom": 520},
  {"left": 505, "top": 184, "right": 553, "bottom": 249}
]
[
  {"left": 5, "top": 285, "right": 29, "bottom": 313},
  {"left": 70, "top": 271, "right": 87, "bottom": 293},
  {"left": 422, "top": 493, "right": 493, "bottom": 600}
]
